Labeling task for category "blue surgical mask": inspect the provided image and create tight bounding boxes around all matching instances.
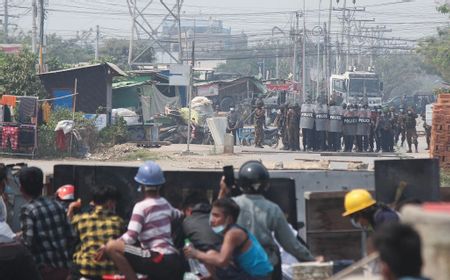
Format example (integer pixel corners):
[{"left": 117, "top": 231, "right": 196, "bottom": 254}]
[
  {"left": 350, "top": 218, "right": 363, "bottom": 229},
  {"left": 211, "top": 225, "right": 225, "bottom": 234}
]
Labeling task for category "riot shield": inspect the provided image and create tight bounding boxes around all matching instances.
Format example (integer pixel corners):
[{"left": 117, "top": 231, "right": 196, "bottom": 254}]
[
  {"left": 300, "top": 104, "right": 315, "bottom": 129},
  {"left": 314, "top": 104, "right": 329, "bottom": 132},
  {"left": 328, "top": 106, "right": 343, "bottom": 133}
]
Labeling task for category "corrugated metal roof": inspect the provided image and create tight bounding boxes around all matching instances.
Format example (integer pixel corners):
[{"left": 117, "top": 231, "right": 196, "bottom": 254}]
[
  {"left": 113, "top": 80, "right": 150, "bottom": 89},
  {"left": 38, "top": 62, "right": 127, "bottom": 77}
]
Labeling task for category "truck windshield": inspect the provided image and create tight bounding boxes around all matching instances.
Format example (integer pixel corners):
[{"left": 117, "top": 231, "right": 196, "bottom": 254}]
[{"left": 349, "top": 79, "right": 380, "bottom": 97}]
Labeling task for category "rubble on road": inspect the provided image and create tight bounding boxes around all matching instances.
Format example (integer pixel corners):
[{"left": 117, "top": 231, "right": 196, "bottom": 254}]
[{"left": 87, "top": 143, "right": 150, "bottom": 161}]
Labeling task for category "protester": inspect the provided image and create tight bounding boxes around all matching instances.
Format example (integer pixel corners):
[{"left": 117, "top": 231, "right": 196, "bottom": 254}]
[
  {"left": 19, "top": 166, "right": 75, "bottom": 280},
  {"left": 0, "top": 163, "right": 42, "bottom": 280},
  {"left": 104, "top": 161, "right": 184, "bottom": 280},
  {"left": 342, "top": 189, "right": 399, "bottom": 232},
  {"left": 219, "top": 161, "right": 316, "bottom": 280},
  {"left": 71, "top": 184, "right": 124, "bottom": 280},
  {"left": 374, "top": 223, "right": 429, "bottom": 280},
  {"left": 184, "top": 198, "right": 273, "bottom": 280},
  {"left": 182, "top": 191, "right": 222, "bottom": 252},
  {"left": 55, "top": 184, "right": 75, "bottom": 213}
]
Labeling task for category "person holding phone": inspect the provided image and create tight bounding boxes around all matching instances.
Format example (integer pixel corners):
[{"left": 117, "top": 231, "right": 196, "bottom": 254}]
[{"left": 219, "top": 161, "right": 317, "bottom": 280}]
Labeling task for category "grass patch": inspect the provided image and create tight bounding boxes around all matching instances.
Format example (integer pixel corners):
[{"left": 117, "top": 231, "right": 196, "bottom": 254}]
[{"left": 118, "top": 150, "right": 159, "bottom": 161}]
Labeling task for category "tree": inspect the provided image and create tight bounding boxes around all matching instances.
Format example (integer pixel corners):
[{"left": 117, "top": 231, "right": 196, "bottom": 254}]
[
  {"left": 416, "top": 4, "right": 450, "bottom": 83},
  {"left": 99, "top": 38, "right": 154, "bottom": 69},
  {"left": 46, "top": 33, "right": 95, "bottom": 67},
  {"left": 0, "top": 49, "right": 46, "bottom": 97},
  {"left": 417, "top": 27, "right": 450, "bottom": 83},
  {"left": 215, "top": 41, "right": 293, "bottom": 79},
  {"left": 374, "top": 54, "right": 441, "bottom": 100}
]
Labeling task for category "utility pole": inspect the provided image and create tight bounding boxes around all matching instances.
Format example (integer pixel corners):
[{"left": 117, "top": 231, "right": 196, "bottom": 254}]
[
  {"left": 3, "top": 0, "right": 8, "bottom": 43},
  {"left": 341, "top": 0, "right": 346, "bottom": 73},
  {"left": 176, "top": 0, "right": 183, "bottom": 63},
  {"left": 95, "top": 25, "right": 100, "bottom": 60},
  {"left": 302, "top": 0, "right": 306, "bottom": 103},
  {"left": 292, "top": 12, "right": 299, "bottom": 84},
  {"left": 128, "top": 0, "right": 137, "bottom": 65},
  {"left": 316, "top": 0, "right": 322, "bottom": 101},
  {"left": 327, "top": 0, "right": 333, "bottom": 77},
  {"left": 32, "top": 0, "right": 37, "bottom": 53},
  {"left": 38, "top": 0, "right": 45, "bottom": 73},
  {"left": 334, "top": 2, "right": 365, "bottom": 72}
]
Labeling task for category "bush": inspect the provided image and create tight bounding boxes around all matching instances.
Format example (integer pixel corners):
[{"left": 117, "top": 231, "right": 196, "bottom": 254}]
[
  {"left": 98, "top": 116, "right": 128, "bottom": 146},
  {"left": 37, "top": 108, "right": 96, "bottom": 158}
]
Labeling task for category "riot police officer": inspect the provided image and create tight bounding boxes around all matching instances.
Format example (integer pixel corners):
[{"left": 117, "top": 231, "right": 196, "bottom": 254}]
[
  {"left": 314, "top": 101, "right": 329, "bottom": 151},
  {"left": 342, "top": 103, "right": 352, "bottom": 152},
  {"left": 274, "top": 103, "right": 289, "bottom": 150},
  {"left": 356, "top": 104, "right": 371, "bottom": 152},
  {"left": 328, "top": 101, "right": 343, "bottom": 151},
  {"left": 405, "top": 108, "right": 418, "bottom": 153},
  {"left": 287, "top": 103, "right": 301, "bottom": 151},
  {"left": 300, "top": 100, "right": 315, "bottom": 151},
  {"left": 254, "top": 100, "right": 265, "bottom": 148}
]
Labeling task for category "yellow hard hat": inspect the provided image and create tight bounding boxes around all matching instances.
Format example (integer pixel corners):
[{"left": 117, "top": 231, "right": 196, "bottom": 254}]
[{"left": 342, "top": 189, "right": 376, "bottom": 217}]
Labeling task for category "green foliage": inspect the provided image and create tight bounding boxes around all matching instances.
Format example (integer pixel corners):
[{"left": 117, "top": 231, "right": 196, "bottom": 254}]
[
  {"left": 98, "top": 38, "right": 154, "bottom": 69},
  {"left": 98, "top": 116, "right": 128, "bottom": 146},
  {"left": 437, "top": 4, "right": 449, "bottom": 14},
  {"left": 37, "top": 108, "right": 96, "bottom": 158},
  {"left": 417, "top": 27, "right": 450, "bottom": 83},
  {"left": 374, "top": 54, "right": 441, "bottom": 99},
  {"left": 0, "top": 49, "right": 46, "bottom": 97},
  {"left": 46, "top": 33, "right": 95, "bottom": 65},
  {"left": 215, "top": 42, "right": 292, "bottom": 78}
]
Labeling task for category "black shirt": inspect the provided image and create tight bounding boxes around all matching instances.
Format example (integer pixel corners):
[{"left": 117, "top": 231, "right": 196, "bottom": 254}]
[{"left": 182, "top": 203, "right": 222, "bottom": 252}]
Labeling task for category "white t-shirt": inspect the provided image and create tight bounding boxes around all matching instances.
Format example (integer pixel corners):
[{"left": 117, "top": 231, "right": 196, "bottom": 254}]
[{"left": 0, "top": 197, "right": 15, "bottom": 243}]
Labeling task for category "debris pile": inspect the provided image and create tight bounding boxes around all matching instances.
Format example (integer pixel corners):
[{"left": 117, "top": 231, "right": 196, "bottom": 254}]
[{"left": 87, "top": 143, "right": 148, "bottom": 161}]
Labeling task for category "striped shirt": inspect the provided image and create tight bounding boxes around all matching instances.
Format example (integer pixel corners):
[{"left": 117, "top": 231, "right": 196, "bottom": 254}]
[{"left": 121, "top": 197, "right": 182, "bottom": 255}]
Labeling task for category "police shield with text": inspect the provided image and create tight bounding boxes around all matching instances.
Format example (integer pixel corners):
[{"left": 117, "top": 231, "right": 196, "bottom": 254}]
[
  {"left": 314, "top": 102, "right": 329, "bottom": 151},
  {"left": 300, "top": 102, "right": 315, "bottom": 151},
  {"left": 328, "top": 102, "right": 343, "bottom": 151}
]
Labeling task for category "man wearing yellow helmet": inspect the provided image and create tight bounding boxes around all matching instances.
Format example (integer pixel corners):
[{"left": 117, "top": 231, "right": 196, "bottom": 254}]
[{"left": 342, "top": 189, "right": 399, "bottom": 232}]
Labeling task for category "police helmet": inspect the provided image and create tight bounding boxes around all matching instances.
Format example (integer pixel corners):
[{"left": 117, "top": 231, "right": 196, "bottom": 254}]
[{"left": 238, "top": 160, "right": 270, "bottom": 193}]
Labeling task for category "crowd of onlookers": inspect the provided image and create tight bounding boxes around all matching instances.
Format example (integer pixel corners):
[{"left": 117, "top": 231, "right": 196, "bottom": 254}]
[{"left": 0, "top": 161, "right": 430, "bottom": 280}]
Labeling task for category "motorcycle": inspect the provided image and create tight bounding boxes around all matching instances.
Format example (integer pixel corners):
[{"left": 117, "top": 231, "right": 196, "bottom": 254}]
[
  {"left": 191, "top": 125, "right": 214, "bottom": 145},
  {"left": 240, "top": 127, "right": 279, "bottom": 148}
]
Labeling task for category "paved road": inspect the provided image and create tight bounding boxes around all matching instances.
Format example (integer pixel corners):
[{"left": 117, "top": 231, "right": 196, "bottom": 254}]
[{"left": 0, "top": 135, "right": 430, "bottom": 175}]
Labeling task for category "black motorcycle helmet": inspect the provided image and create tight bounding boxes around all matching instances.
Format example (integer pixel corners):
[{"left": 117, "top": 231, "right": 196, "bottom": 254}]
[{"left": 238, "top": 160, "right": 270, "bottom": 194}]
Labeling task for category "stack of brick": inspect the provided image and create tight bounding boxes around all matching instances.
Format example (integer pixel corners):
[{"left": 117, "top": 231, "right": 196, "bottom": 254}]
[{"left": 430, "top": 94, "right": 450, "bottom": 169}]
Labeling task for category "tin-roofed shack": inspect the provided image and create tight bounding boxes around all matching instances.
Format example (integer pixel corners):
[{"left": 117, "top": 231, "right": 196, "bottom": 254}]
[
  {"left": 38, "top": 63, "right": 127, "bottom": 121},
  {"left": 194, "top": 76, "right": 266, "bottom": 111}
]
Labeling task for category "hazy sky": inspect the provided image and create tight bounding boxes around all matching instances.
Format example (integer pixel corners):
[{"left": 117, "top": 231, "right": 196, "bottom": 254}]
[{"left": 7, "top": 0, "right": 449, "bottom": 43}]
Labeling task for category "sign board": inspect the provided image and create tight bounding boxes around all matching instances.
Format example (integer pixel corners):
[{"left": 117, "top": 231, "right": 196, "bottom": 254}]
[
  {"left": 169, "top": 64, "right": 190, "bottom": 86},
  {"left": 266, "top": 83, "right": 291, "bottom": 91},
  {"left": 426, "top": 103, "right": 433, "bottom": 126},
  {"left": 197, "top": 84, "right": 219, "bottom": 97}
]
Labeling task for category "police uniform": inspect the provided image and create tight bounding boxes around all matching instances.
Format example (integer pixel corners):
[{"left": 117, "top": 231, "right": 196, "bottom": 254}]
[
  {"left": 300, "top": 103, "right": 315, "bottom": 151},
  {"left": 405, "top": 111, "right": 418, "bottom": 153},
  {"left": 314, "top": 103, "right": 329, "bottom": 151},
  {"left": 287, "top": 105, "right": 300, "bottom": 151},
  {"left": 328, "top": 105, "right": 343, "bottom": 151},
  {"left": 274, "top": 105, "right": 289, "bottom": 150},
  {"left": 254, "top": 105, "right": 266, "bottom": 148}
]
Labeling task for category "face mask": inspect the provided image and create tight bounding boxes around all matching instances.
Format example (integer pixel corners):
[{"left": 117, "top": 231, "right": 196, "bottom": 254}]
[
  {"left": 408, "top": 111, "right": 412, "bottom": 114},
  {"left": 211, "top": 225, "right": 225, "bottom": 234},
  {"left": 350, "top": 218, "right": 363, "bottom": 229}
]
